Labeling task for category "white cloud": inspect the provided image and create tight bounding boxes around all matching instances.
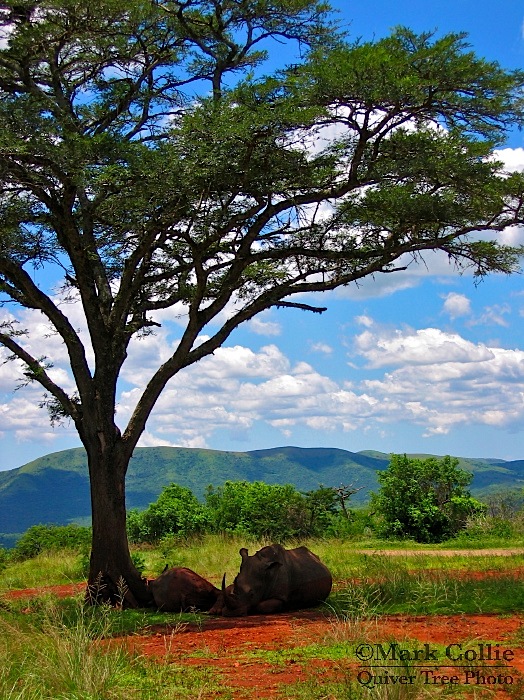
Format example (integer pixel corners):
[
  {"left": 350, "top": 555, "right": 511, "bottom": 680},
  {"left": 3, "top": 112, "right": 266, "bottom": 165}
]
[
  {"left": 248, "top": 313, "right": 282, "bottom": 336},
  {"left": 310, "top": 341, "right": 333, "bottom": 354},
  {"left": 115, "top": 317, "right": 524, "bottom": 448},
  {"left": 0, "top": 392, "right": 76, "bottom": 443},
  {"left": 355, "top": 324, "right": 524, "bottom": 436},
  {"left": 442, "top": 292, "right": 472, "bottom": 319},
  {"left": 468, "top": 304, "right": 511, "bottom": 328},
  {"left": 494, "top": 147, "right": 524, "bottom": 173},
  {"left": 2, "top": 308, "right": 524, "bottom": 452},
  {"left": 355, "top": 315, "right": 374, "bottom": 328},
  {"left": 354, "top": 327, "right": 494, "bottom": 368}
]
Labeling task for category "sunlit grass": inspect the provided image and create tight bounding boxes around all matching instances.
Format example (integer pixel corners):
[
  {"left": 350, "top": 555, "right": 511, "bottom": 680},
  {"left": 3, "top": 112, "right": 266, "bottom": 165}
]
[
  {"left": 1, "top": 536, "right": 524, "bottom": 700},
  {"left": 0, "top": 596, "right": 221, "bottom": 699},
  {"left": 141, "top": 532, "right": 272, "bottom": 585},
  {"left": 0, "top": 549, "right": 84, "bottom": 593},
  {"left": 329, "top": 559, "right": 524, "bottom": 617},
  {"left": 2, "top": 535, "right": 524, "bottom": 600}
]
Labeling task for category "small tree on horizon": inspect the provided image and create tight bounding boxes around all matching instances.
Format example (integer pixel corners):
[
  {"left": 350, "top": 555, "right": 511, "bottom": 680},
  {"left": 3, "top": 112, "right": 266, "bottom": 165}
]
[
  {"left": 371, "top": 454, "right": 486, "bottom": 542},
  {"left": 1, "top": 0, "right": 524, "bottom": 604}
]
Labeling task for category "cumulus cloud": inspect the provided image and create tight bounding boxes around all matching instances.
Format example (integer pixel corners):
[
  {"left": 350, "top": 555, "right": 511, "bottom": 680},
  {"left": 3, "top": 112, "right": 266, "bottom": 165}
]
[
  {"left": 111, "top": 317, "right": 524, "bottom": 448},
  {"left": 442, "top": 292, "right": 472, "bottom": 319},
  {"left": 354, "top": 326, "right": 494, "bottom": 368},
  {"left": 2, "top": 306, "right": 524, "bottom": 451},
  {"left": 494, "top": 147, "right": 524, "bottom": 172},
  {"left": 0, "top": 391, "right": 76, "bottom": 443},
  {"left": 355, "top": 324, "right": 524, "bottom": 436},
  {"left": 248, "top": 312, "right": 282, "bottom": 336}
]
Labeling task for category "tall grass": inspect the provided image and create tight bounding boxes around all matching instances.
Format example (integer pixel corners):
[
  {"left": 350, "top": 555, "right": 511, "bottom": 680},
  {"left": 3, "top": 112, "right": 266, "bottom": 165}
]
[
  {"left": 328, "top": 555, "right": 524, "bottom": 617},
  {"left": 2, "top": 534, "right": 523, "bottom": 597},
  {"left": 0, "top": 598, "right": 137, "bottom": 699},
  {"left": 0, "top": 549, "right": 85, "bottom": 592},
  {"left": 144, "top": 532, "right": 271, "bottom": 583},
  {"left": 0, "top": 595, "right": 217, "bottom": 699}
]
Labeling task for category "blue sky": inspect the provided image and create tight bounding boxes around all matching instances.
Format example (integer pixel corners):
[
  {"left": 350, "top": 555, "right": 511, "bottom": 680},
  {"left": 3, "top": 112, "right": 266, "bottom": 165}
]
[{"left": 1, "top": 0, "right": 524, "bottom": 470}]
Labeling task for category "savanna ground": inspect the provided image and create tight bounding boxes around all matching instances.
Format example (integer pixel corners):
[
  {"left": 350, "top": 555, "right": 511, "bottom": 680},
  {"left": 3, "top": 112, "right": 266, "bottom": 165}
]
[{"left": 2, "top": 537, "right": 524, "bottom": 699}]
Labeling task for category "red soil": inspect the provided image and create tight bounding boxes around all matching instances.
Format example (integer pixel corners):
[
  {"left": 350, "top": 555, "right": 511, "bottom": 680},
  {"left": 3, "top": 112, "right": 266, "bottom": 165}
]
[
  {"left": 3, "top": 562, "right": 524, "bottom": 698},
  {"left": 121, "top": 610, "right": 524, "bottom": 698},
  {"left": 4, "top": 582, "right": 86, "bottom": 600}
]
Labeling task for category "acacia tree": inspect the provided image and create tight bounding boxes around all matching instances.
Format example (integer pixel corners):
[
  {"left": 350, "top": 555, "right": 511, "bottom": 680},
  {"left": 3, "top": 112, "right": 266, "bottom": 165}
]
[{"left": 1, "top": 0, "right": 524, "bottom": 605}]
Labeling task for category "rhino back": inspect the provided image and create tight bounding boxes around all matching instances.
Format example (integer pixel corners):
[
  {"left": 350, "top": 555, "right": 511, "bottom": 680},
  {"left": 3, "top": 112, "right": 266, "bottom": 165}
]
[
  {"left": 149, "top": 567, "right": 219, "bottom": 612},
  {"left": 281, "top": 547, "right": 332, "bottom": 606}
]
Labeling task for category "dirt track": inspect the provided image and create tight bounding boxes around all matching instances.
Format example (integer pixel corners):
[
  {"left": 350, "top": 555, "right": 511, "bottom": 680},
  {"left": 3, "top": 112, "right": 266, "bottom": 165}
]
[{"left": 357, "top": 548, "right": 524, "bottom": 556}]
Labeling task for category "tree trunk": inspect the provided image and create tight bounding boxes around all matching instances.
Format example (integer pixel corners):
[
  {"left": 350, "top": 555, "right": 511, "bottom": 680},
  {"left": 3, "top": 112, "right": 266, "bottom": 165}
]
[{"left": 86, "top": 440, "right": 153, "bottom": 607}]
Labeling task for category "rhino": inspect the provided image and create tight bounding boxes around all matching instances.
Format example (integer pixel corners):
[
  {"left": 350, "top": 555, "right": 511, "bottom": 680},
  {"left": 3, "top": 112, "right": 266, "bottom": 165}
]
[
  {"left": 209, "top": 544, "right": 332, "bottom": 616},
  {"left": 148, "top": 566, "right": 220, "bottom": 612}
]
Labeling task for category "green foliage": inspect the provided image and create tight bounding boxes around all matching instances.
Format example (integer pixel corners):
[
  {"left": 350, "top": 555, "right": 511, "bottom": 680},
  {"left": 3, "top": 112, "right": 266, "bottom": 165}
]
[
  {"left": 324, "top": 508, "right": 376, "bottom": 539},
  {"left": 126, "top": 480, "right": 348, "bottom": 543},
  {"left": 205, "top": 480, "right": 340, "bottom": 540},
  {"left": 371, "top": 455, "right": 485, "bottom": 543},
  {"left": 302, "top": 485, "right": 340, "bottom": 532},
  {"left": 3, "top": 447, "right": 524, "bottom": 541},
  {"left": 0, "top": 547, "right": 9, "bottom": 573},
  {"left": 127, "top": 484, "right": 211, "bottom": 543},
  {"left": 130, "top": 551, "right": 147, "bottom": 576},
  {"left": 12, "top": 524, "right": 92, "bottom": 561},
  {"left": 447, "top": 505, "right": 524, "bottom": 546},
  {"left": 0, "top": 597, "right": 216, "bottom": 699}
]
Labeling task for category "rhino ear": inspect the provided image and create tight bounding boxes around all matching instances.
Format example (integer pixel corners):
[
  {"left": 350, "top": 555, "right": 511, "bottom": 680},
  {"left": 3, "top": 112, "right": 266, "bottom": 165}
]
[
  {"left": 239, "top": 548, "right": 249, "bottom": 560},
  {"left": 265, "top": 560, "right": 282, "bottom": 570}
]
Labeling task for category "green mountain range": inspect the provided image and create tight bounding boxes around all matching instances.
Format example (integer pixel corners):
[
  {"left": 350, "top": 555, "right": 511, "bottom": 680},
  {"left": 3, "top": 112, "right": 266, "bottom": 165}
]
[{"left": 1, "top": 446, "right": 523, "bottom": 547}]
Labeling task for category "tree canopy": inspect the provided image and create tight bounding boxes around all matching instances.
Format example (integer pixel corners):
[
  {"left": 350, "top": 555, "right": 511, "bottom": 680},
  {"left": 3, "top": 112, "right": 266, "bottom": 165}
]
[
  {"left": 371, "top": 454, "right": 485, "bottom": 542},
  {"left": 0, "top": 0, "right": 523, "bottom": 604}
]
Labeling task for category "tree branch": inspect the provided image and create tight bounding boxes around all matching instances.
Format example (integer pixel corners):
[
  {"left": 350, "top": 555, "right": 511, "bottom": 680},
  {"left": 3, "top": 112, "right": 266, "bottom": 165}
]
[
  {"left": 0, "top": 330, "right": 81, "bottom": 423},
  {"left": 274, "top": 301, "right": 327, "bottom": 314}
]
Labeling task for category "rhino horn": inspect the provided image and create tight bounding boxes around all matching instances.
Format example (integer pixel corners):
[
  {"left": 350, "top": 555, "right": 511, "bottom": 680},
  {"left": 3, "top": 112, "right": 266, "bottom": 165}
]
[{"left": 221, "top": 572, "right": 236, "bottom": 610}]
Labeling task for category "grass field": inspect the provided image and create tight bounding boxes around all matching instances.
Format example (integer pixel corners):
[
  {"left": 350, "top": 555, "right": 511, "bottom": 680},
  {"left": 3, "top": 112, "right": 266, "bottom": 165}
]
[{"left": 1, "top": 536, "right": 524, "bottom": 698}]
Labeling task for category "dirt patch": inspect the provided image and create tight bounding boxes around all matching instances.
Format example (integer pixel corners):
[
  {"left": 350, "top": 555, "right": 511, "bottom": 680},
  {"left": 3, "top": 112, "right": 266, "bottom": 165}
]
[
  {"left": 3, "top": 582, "right": 86, "bottom": 600},
  {"left": 4, "top": 558, "right": 524, "bottom": 698},
  {"left": 125, "top": 610, "right": 524, "bottom": 698}
]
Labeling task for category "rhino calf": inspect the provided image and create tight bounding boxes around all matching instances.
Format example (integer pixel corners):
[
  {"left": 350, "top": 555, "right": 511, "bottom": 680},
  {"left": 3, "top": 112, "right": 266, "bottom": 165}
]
[
  {"left": 148, "top": 566, "right": 220, "bottom": 612},
  {"left": 209, "top": 544, "right": 332, "bottom": 617}
]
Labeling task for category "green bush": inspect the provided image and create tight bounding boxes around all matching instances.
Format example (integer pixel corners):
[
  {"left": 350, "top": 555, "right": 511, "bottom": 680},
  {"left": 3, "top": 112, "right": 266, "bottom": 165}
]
[
  {"left": 206, "top": 481, "right": 298, "bottom": 539},
  {"left": 452, "top": 513, "right": 522, "bottom": 542},
  {"left": 371, "top": 454, "right": 485, "bottom": 543},
  {"left": 205, "top": 481, "right": 337, "bottom": 540},
  {"left": 324, "top": 508, "right": 376, "bottom": 538},
  {"left": 128, "top": 481, "right": 349, "bottom": 543},
  {"left": 0, "top": 546, "right": 10, "bottom": 572},
  {"left": 12, "top": 524, "right": 92, "bottom": 561},
  {"left": 127, "top": 484, "right": 211, "bottom": 543}
]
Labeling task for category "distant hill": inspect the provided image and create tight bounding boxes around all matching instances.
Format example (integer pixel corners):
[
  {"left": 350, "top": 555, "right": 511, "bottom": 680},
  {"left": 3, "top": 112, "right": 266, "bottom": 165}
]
[{"left": 0, "top": 446, "right": 523, "bottom": 546}]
